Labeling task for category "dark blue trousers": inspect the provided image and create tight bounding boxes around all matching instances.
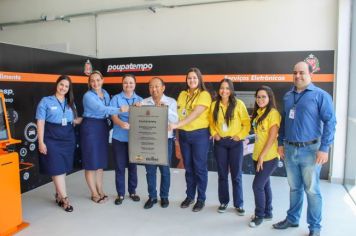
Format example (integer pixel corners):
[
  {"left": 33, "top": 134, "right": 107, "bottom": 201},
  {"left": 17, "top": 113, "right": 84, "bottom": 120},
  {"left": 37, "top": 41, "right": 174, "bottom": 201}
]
[
  {"left": 214, "top": 138, "right": 244, "bottom": 208},
  {"left": 112, "top": 139, "right": 138, "bottom": 196},
  {"left": 179, "top": 128, "right": 210, "bottom": 201},
  {"left": 145, "top": 138, "right": 173, "bottom": 199},
  {"left": 252, "top": 158, "right": 278, "bottom": 217}
]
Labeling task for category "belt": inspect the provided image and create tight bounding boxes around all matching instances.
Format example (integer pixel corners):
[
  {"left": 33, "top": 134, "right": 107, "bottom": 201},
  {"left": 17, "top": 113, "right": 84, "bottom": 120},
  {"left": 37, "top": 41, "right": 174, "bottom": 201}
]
[
  {"left": 221, "top": 136, "right": 232, "bottom": 139},
  {"left": 285, "top": 139, "right": 318, "bottom": 147}
]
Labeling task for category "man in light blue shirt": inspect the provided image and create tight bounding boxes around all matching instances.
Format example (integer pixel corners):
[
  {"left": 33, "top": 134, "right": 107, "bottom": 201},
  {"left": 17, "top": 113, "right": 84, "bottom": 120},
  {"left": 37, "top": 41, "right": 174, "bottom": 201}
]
[
  {"left": 273, "top": 61, "right": 336, "bottom": 236},
  {"left": 141, "top": 77, "right": 178, "bottom": 209}
]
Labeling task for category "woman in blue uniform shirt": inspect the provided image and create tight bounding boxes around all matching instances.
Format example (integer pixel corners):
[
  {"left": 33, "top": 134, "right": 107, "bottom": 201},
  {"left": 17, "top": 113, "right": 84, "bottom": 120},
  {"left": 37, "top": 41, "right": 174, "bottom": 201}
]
[
  {"left": 110, "top": 74, "right": 143, "bottom": 205},
  {"left": 36, "top": 75, "right": 81, "bottom": 212},
  {"left": 81, "top": 70, "right": 122, "bottom": 203}
]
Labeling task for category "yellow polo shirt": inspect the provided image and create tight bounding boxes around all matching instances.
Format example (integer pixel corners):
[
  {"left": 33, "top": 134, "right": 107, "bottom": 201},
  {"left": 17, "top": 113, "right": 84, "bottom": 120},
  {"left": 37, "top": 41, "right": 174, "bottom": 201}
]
[
  {"left": 177, "top": 89, "right": 211, "bottom": 131},
  {"left": 252, "top": 108, "right": 281, "bottom": 161},
  {"left": 209, "top": 99, "right": 250, "bottom": 139}
]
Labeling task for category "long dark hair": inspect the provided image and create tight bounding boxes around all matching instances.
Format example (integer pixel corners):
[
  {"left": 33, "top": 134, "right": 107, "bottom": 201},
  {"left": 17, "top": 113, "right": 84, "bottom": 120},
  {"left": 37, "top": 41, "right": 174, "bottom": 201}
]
[
  {"left": 55, "top": 75, "right": 77, "bottom": 118},
  {"left": 251, "top": 85, "right": 277, "bottom": 127},
  {"left": 185, "top": 67, "right": 207, "bottom": 91},
  {"left": 212, "top": 79, "right": 236, "bottom": 126},
  {"left": 88, "top": 70, "right": 103, "bottom": 90}
]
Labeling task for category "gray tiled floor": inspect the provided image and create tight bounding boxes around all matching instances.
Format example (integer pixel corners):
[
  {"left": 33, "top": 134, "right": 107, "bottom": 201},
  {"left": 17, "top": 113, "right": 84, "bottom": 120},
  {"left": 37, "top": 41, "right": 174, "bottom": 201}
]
[{"left": 17, "top": 166, "right": 356, "bottom": 236}]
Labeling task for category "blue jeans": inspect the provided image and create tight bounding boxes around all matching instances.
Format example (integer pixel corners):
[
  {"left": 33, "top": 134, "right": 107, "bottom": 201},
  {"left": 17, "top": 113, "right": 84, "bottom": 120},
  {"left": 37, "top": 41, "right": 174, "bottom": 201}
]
[
  {"left": 214, "top": 138, "right": 244, "bottom": 208},
  {"left": 179, "top": 128, "right": 210, "bottom": 201},
  {"left": 112, "top": 139, "right": 138, "bottom": 196},
  {"left": 252, "top": 158, "right": 278, "bottom": 217},
  {"left": 145, "top": 138, "right": 173, "bottom": 199},
  {"left": 284, "top": 142, "right": 322, "bottom": 233}
]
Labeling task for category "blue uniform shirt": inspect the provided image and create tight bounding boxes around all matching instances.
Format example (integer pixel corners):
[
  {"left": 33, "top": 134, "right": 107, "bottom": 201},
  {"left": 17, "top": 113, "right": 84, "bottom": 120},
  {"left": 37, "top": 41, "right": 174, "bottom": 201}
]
[
  {"left": 110, "top": 91, "right": 143, "bottom": 142},
  {"left": 82, "top": 89, "right": 119, "bottom": 119},
  {"left": 36, "top": 95, "right": 74, "bottom": 124},
  {"left": 278, "top": 83, "right": 336, "bottom": 152}
]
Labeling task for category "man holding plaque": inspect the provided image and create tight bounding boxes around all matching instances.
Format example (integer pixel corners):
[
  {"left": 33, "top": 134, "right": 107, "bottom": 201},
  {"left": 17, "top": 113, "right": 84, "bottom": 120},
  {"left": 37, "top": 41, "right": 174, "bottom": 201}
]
[{"left": 140, "top": 77, "right": 178, "bottom": 209}]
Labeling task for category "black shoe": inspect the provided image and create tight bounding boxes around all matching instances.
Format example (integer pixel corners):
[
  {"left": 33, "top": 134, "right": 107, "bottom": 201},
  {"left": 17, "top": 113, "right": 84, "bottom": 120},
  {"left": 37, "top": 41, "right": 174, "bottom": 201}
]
[
  {"left": 264, "top": 213, "right": 273, "bottom": 221},
  {"left": 180, "top": 198, "right": 194, "bottom": 208},
  {"left": 129, "top": 194, "right": 140, "bottom": 202},
  {"left": 217, "top": 203, "right": 228, "bottom": 213},
  {"left": 309, "top": 231, "right": 320, "bottom": 236},
  {"left": 192, "top": 200, "right": 205, "bottom": 212},
  {"left": 114, "top": 196, "right": 124, "bottom": 205},
  {"left": 59, "top": 197, "right": 73, "bottom": 212},
  {"left": 273, "top": 219, "right": 299, "bottom": 229},
  {"left": 144, "top": 198, "right": 157, "bottom": 209},
  {"left": 161, "top": 198, "right": 169, "bottom": 208},
  {"left": 263, "top": 213, "right": 273, "bottom": 221},
  {"left": 249, "top": 215, "right": 263, "bottom": 228},
  {"left": 55, "top": 193, "right": 61, "bottom": 205},
  {"left": 235, "top": 207, "right": 245, "bottom": 216}
]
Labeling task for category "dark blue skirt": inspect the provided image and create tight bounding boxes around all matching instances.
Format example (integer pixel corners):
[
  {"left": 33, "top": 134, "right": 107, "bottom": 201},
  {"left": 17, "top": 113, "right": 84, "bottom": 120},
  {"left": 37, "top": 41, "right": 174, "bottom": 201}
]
[
  {"left": 39, "top": 122, "right": 75, "bottom": 176},
  {"left": 80, "top": 118, "right": 109, "bottom": 170}
]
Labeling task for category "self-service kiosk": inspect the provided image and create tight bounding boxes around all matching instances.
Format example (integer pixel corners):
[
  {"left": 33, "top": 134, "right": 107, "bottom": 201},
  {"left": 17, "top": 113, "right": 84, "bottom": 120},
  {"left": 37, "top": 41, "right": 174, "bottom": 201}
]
[{"left": 0, "top": 92, "right": 29, "bottom": 235}]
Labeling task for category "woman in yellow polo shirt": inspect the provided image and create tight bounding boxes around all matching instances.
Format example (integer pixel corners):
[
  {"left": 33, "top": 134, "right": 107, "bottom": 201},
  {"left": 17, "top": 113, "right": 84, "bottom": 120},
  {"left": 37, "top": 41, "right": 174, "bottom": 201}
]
[
  {"left": 169, "top": 67, "right": 212, "bottom": 212},
  {"left": 249, "top": 85, "right": 281, "bottom": 228},
  {"left": 209, "top": 78, "right": 250, "bottom": 215}
]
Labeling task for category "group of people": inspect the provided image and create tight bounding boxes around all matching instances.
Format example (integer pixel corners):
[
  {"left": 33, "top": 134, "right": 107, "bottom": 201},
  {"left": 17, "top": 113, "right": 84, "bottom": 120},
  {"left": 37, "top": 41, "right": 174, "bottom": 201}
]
[{"left": 36, "top": 61, "right": 336, "bottom": 236}]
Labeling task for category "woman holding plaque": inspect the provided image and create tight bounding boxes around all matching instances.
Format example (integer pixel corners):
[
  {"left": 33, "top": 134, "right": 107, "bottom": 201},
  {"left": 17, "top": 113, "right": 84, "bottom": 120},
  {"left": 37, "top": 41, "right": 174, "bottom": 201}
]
[
  {"left": 169, "top": 67, "right": 212, "bottom": 212},
  {"left": 81, "top": 70, "right": 121, "bottom": 204},
  {"left": 209, "top": 78, "right": 250, "bottom": 215},
  {"left": 110, "top": 74, "right": 143, "bottom": 205},
  {"left": 36, "top": 75, "right": 81, "bottom": 212}
]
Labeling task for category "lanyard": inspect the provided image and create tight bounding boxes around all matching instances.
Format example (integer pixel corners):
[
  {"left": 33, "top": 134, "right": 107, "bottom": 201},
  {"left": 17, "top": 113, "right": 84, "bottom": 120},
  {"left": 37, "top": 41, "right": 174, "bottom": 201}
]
[
  {"left": 293, "top": 90, "right": 307, "bottom": 107},
  {"left": 185, "top": 90, "right": 199, "bottom": 109},
  {"left": 219, "top": 105, "right": 227, "bottom": 120},
  {"left": 90, "top": 90, "right": 108, "bottom": 106},
  {"left": 125, "top": 98, "right": 135, "bottom": 106},
  {"left": 55, "top": 97, "right": 66, "bottom": 117}
]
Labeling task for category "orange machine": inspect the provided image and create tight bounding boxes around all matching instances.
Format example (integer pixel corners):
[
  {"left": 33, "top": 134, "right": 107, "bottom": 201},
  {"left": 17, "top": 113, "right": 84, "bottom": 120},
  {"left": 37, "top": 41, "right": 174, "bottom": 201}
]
[{"left": 0, "top": 92, "right": 29, "bottom": 235}]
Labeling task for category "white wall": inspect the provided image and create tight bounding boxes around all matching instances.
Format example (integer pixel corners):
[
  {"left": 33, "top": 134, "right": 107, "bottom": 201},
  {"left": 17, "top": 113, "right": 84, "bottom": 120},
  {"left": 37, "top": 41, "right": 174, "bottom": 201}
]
[
  {"left": 97, "top": 0, "right": 337, "bottom": 58},
  {"left": 332, "top": 0, "right": 351, "bottom": 184},
  {"left": 0, "top": 0, "right": 337, "bottom": 57},
  {"left": 0, "top": 16, "right": 97, "bottom": 56},
  {"left": 0, "top": 0, "right": 349, "bottom": 183}
]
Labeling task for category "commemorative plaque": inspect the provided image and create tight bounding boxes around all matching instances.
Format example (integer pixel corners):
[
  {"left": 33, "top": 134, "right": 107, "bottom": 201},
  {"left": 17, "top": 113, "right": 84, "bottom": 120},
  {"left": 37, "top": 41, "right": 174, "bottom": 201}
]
[{"left": 129, "top": 106, "right": 168, "bottom": 165}]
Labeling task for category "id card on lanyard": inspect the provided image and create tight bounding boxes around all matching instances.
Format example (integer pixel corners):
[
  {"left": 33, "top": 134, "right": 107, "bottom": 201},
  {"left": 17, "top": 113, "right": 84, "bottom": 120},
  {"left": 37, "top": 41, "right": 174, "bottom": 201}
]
[
  {"left": 56, "top": 97, "right": 67, "bottom": 126},
  {"left": 290, "top": 90, "right": 307, "bottom": 120},
  {"left": 220, "top": 105, "right": 228, "bottom": 132}
]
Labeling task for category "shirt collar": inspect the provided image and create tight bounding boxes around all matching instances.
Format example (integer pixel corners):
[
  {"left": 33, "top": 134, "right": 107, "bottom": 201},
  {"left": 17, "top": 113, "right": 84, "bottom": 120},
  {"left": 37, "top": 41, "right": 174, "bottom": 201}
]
[
  {"left": 120, "top": 91, "right": 137, "bottom": 99},
  {"left": 90, "top": 88, "right": 103, "bottom": 95},
  {"left": 145, "top": 94, "right": 167, "bottom": 104},
  {"left": 257, "top": 107, "right": 266, "bottom": 115},
  {"left": 291, "top": 83, "right": 316, "bottom": 93},
  {"left": 186, "top": 88, "right": 200, "bottom": 96}
]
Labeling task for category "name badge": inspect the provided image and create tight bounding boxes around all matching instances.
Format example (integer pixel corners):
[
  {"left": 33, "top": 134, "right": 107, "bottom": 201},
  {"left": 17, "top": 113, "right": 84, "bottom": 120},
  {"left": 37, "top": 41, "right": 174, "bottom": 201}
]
[
  {"left": 50, "top": 106, "right": 58, "bottom": 110},
  {"left": 222, "top": 123, "right": 228, "bottom": 132},
  {"left": 289, "top": 108, "right": 295, "bottom": 119},
  {"left": 182, "top": 108, "right": 187, "bottom": 117},
  {"left": 61, "top": 118, "right": 67, "bottom": 126}
]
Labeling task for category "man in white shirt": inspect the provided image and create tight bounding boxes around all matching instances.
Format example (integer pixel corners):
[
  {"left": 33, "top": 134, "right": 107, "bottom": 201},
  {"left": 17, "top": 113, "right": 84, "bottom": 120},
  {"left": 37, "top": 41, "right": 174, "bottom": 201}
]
[{"left": 141, "top": 77, "right": 178, "bottom": 209}]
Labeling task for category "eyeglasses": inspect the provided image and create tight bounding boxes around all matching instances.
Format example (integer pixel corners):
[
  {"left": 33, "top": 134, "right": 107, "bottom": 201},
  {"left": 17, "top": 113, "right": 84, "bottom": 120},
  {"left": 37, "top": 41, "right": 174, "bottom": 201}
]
[{"left": 256, "top": 95, "right": 268, "bottom": 99}]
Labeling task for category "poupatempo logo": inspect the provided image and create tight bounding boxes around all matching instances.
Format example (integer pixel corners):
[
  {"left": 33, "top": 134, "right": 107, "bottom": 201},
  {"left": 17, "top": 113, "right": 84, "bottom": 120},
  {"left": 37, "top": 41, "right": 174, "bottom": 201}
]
[{"left": 107, "top": 63, "right": 153, "bottom": 73}]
